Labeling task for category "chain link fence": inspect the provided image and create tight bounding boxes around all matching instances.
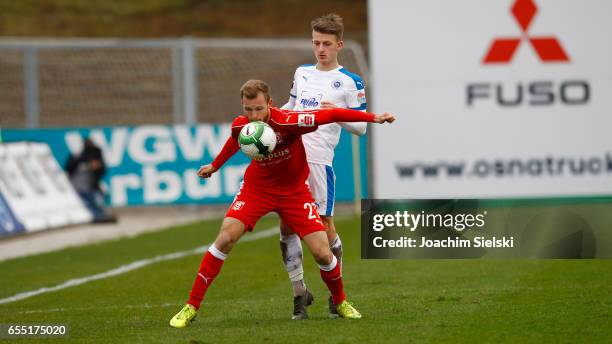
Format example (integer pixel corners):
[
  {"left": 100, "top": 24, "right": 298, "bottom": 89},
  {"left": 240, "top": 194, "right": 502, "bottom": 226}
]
[{"left": 0, "top": 38, "right": 368, "bottom": 128}]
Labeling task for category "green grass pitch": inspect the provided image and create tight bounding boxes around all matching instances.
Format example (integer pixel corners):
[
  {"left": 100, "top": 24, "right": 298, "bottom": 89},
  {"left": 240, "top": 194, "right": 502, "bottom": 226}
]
[{"left": 0, "top": 216, "right": 610, "bottom": 343}]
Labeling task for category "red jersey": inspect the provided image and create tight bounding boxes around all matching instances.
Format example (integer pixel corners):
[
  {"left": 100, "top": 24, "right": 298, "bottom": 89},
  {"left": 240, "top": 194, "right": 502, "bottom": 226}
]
[{"left": 211, "top": 107, "right": 376, "bottom": 190}]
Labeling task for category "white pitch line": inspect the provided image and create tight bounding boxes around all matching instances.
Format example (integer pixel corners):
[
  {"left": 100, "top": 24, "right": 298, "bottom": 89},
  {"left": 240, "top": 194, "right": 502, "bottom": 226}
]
[
  {"left": 15, "top": 302, "right": 178, "bottom": 315},
  {"left": 14, "top": 298, "right": 267, "bottom": 315},
  {"left": 0, "top": 227, "right": 279, "bottom": 305}
]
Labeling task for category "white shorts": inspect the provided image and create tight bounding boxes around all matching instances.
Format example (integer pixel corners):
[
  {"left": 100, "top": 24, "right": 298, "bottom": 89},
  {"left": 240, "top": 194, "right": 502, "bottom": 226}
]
[{"left": 307, "top": 163, "right": 335, "bottom": 217}]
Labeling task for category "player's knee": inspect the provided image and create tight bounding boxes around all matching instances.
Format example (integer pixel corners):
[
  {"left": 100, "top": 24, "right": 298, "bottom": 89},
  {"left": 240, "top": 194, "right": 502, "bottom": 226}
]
[
  {"left": 214, "top": 233, "right": 233, "bottom": 253},
  {"left": 215, "top": 229, "right": 239, "bottom": 253},
  {"left": 215, "top": 218, "right": 245, "bottom": 253},
  {"left": 314, "top": 252, "right": 333, "bottom": 266},
  {"left": 311, "top": 246, "right": 333, "bottom": 265}
]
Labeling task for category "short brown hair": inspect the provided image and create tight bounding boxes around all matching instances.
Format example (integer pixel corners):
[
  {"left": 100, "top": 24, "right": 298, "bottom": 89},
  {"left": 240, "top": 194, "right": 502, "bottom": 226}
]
[
  {"left": 311, "top": 13, "right": 344, "bottom": 41},
  {"left": 240, "top": 79, "right": 271, "bottom": 102}
]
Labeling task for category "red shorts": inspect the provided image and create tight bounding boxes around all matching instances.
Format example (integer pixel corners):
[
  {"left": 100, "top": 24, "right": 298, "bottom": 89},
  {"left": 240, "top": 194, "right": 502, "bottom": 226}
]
[{"left": 225, "top": 181, "right": 325, "bottom": 238}]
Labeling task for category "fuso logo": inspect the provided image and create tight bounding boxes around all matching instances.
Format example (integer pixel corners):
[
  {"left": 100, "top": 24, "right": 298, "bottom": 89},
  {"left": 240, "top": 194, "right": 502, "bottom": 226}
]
[{"left": 483, "top": 0, "right": 569, "bottom": 64}]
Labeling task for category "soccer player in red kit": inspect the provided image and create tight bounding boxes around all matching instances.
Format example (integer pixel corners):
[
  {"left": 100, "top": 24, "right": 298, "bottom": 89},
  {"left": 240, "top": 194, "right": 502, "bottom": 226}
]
[{"left": 169, "top": 80, "right": 395, "bottom": 328}]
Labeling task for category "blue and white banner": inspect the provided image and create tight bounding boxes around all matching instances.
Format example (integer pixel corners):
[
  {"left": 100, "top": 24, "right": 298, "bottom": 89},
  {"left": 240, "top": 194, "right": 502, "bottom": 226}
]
[{"left": 2, "top": 125, "right": 368, "bottom": 207}]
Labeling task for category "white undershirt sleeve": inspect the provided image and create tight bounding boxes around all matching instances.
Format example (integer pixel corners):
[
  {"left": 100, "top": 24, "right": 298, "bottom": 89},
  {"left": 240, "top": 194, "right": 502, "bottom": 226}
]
[{"left": 339, "top": 121, "right": 367, "bottom": 136}]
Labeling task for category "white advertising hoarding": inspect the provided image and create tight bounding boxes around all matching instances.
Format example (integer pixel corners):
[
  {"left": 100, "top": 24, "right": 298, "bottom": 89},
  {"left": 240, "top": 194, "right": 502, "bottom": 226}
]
[
  {"left": 369, "top": 0, "right": 612, "bottom": 198},
  {"left": 0, "top": 143, "right": 92, "bottom": 232}
]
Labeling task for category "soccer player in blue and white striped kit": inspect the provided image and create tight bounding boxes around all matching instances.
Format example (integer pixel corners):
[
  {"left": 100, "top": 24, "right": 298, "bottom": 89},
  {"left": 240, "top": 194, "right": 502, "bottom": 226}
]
[{"left": 279, "top": 13, "right": 368, "bottom": 320}]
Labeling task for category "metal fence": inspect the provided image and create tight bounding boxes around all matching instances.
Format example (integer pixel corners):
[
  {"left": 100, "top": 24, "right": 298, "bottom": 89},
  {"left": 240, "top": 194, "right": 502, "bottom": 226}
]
[{"left": 0, "top": 38, "right": 368, "bottom": 128}]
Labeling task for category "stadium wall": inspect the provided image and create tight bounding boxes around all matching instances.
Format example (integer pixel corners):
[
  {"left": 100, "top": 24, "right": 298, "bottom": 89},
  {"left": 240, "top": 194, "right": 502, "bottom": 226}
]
[
  {"left": 1, "top": 126, "right": 368, "bottom": 207},
  {"left": 368, "top": 0, "right": 612, "bottom": 198}
]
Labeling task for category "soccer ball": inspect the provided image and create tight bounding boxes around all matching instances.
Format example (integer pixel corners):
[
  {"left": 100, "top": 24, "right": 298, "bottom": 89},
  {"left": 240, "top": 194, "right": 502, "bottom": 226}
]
[{"left": 238, "top": 121, "right": 277, "bottom": 159}]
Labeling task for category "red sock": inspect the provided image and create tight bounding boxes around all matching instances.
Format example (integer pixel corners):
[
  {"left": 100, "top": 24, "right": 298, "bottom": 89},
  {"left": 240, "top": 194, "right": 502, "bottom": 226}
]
[
  {"left": 187, "top": 251, "right": 225, "bottom": 309},
  {"left": 319, "top": 259, "right": 346, "bottom": 305}
]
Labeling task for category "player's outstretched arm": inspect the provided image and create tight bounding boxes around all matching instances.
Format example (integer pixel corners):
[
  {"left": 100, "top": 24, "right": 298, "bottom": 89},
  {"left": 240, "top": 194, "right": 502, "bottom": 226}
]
[
  {"left": 197, "top": 164, "right": 218, "bottom": 179},
  {"left": 320, "top": 101, "right": 368, "bottom": 136},
  {"left": 373, "top": 112, "right": 396, "bottom": 123},
  {"left": 289, "top": 108, "right": 395, "bottom": 136},
  {"left": 311, "top": 108, "right": 395, "bottom": 125}
]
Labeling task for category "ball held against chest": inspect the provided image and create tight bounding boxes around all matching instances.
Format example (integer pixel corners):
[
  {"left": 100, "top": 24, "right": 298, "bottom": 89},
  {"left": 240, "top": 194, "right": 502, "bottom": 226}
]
[{"left": 238, "top": 121, "right": 277, "bottom": 159}]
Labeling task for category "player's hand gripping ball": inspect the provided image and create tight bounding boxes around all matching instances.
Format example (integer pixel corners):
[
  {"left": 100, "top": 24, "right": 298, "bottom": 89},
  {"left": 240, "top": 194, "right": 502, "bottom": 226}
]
[{"left": 238, "top": 121, "right": 277, "bottom": 159}]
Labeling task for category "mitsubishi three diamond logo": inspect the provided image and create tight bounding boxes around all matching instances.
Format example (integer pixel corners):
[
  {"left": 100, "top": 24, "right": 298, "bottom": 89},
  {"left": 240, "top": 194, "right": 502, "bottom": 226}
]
[
  {"left": 483, "top": 0, "right": 570, "bottom": 64},
  {"left": 468, "top": 0, "right": 589, "bottom": 107}
]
